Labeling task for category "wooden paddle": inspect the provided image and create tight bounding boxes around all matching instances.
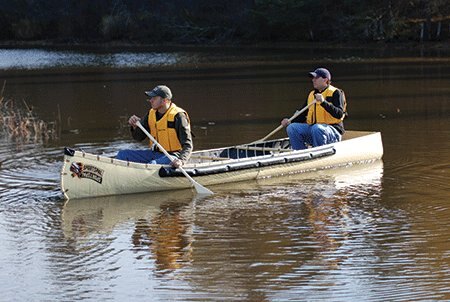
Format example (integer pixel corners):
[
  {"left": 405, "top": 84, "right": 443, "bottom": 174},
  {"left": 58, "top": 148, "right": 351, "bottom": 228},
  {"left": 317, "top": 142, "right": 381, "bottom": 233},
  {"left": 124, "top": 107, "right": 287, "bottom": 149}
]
[
  {"left": 136, "top": 121, "right": 214, "bottom": 196},
  {"left": 252, "top": 100, "right": 317, "bottom": 144}
]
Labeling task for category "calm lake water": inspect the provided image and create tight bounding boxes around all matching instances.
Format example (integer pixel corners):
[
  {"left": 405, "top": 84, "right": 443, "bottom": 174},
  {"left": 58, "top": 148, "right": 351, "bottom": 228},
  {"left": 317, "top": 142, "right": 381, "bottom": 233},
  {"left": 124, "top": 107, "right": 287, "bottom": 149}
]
[{"left": 0, "top": 46, "right": 449, "bottom": 301}]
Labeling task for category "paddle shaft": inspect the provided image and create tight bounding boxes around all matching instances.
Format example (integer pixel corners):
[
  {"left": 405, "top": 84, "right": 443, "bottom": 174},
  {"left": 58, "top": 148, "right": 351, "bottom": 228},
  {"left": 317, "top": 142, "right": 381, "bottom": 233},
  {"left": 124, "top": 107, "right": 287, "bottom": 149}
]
[
  {"left": 136, "top": 121, "right": 213, "bottom": 195},
  {"left": 254, "top": 100, "right": 317, "bottom": 143}
]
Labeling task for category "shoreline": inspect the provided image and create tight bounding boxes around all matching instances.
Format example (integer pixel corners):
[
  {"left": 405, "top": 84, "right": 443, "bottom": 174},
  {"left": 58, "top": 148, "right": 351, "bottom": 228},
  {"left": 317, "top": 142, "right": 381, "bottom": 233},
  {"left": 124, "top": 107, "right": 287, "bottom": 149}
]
[{"left": 0, "top": 40, "right": 449, "bottom": 52}]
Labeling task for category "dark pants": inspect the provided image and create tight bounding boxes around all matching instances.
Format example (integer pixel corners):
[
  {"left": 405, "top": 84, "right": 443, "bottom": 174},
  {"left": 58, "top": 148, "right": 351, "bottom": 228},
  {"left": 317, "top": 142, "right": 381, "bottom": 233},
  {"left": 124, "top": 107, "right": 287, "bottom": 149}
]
[{"left": 116, "top": 149, "right": 172, "bottom": 164}]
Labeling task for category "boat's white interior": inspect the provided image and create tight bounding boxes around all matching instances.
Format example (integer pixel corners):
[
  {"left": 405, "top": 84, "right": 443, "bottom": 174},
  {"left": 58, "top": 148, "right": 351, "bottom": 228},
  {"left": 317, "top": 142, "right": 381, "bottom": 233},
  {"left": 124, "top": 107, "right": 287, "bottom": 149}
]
[
  {"left": 189, "top": 130, "right": 375, "bottom": 164},
  {"left": 189, "top": 138, "right": 289, "bottom": 164}
]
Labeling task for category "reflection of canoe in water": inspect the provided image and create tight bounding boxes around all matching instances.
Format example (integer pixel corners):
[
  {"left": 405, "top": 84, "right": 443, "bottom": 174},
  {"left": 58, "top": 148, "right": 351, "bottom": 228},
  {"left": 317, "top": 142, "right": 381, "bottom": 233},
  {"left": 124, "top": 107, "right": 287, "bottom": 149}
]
[
  {"left": 61, "top": 130, "right": 383, "bottom": 200},
  {"left": 61, "top": 189, "right": 194, "bottom": 239}
]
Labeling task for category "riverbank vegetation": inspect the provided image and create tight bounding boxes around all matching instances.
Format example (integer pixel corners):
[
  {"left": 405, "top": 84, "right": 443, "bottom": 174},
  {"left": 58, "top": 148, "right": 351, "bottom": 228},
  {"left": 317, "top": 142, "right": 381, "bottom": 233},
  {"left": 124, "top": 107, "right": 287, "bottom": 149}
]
[
  {"left": 0, "top": 82, "right": 58, "bottom": 142},
  {"left": 0, "top": 0, "right": 449, "bottom": 45}
]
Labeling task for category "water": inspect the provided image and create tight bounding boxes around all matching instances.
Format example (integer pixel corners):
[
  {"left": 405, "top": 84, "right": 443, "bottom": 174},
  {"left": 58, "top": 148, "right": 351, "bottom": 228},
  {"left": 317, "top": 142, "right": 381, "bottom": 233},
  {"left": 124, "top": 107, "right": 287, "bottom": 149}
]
[{"left": 0, "top": 46, "right": 449, "bottom": 301}]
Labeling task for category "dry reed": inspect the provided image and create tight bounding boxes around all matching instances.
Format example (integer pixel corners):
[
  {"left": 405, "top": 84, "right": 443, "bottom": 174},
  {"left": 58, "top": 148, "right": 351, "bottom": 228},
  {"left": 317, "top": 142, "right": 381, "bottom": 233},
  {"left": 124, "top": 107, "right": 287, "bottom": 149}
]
[{"left": 0, "top": 81, "right": 58, "bottom": 142}]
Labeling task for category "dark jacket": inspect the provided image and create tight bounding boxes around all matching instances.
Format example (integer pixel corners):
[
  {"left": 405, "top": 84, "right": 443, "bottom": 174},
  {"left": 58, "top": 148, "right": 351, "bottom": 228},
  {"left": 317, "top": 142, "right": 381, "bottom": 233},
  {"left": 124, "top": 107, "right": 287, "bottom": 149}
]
[{"left": 292, "top": 86, "right": 346, "bottom": 135}]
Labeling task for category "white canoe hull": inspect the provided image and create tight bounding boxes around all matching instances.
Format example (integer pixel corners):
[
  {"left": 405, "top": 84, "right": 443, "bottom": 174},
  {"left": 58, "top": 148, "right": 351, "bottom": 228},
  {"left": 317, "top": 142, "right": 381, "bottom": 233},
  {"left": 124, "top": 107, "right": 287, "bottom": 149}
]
[{"left": 61, "top": 131, "right": 383, "bottom": 200}]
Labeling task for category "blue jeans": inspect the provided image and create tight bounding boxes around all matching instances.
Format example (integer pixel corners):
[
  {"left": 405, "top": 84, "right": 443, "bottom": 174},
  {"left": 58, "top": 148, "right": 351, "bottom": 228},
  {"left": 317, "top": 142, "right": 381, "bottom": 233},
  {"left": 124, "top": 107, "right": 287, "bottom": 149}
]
[
  {"left": 286, "top": 123, "right": 342, "bottom": 150},
  {"left": 116, "top": 149, "right": 172, "bottom": 164}
]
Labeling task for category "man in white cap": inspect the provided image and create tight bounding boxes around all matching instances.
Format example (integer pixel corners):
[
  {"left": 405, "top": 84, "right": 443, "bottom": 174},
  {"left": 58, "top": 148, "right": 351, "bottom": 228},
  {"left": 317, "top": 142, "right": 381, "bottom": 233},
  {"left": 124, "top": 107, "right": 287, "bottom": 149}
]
[
  {"left": 116, "top": 85, "right": 192, "bottom": 168},
  {"left": 281, "top": 68, "right": 347, "bottom": 150}
]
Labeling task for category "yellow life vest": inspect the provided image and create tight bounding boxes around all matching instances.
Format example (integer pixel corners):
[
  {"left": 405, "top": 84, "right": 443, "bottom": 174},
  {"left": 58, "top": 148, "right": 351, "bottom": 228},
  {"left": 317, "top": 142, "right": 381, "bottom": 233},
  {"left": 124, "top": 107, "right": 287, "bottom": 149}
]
[
  {"left": 306, "top": 85, "right": 346, "bottom": 125},
  {"left": 148, "top": 103, "right": 188, "bottom": 152}
]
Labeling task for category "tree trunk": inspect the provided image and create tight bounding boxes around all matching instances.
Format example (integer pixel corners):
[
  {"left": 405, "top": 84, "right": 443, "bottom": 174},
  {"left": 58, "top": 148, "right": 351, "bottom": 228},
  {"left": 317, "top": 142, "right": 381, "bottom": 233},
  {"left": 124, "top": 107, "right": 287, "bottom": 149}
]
[
  {"left": 420, "top": 22, "right": 424, "bottom": 42},
  {"left": 436, "top": 21, "right": 441, "bottom": 40}
]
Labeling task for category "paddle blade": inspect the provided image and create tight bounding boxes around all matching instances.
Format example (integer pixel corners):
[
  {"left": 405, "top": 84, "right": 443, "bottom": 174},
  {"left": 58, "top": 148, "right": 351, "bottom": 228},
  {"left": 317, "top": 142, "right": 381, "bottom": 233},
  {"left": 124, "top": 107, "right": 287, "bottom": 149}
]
[{"left": 193, "top": 182, "right": 214, "bottom": 196}]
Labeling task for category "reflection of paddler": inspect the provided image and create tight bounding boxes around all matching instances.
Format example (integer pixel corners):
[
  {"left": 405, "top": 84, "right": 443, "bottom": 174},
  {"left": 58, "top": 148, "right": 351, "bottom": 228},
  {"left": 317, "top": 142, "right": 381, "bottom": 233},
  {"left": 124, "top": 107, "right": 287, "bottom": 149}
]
[
  {"left": 132, "top": 203, "right": 193, "bottom": 273},
  {"left": 304, "top": 182, "right": 349, "bottom": 253}
]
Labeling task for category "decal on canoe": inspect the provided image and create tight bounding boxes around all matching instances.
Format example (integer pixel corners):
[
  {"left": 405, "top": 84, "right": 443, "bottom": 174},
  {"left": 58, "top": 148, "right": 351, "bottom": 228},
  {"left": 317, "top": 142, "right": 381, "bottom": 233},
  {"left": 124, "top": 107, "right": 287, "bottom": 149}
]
[{"left": 70, "top": 162, "right": 104, "bottom": 184}]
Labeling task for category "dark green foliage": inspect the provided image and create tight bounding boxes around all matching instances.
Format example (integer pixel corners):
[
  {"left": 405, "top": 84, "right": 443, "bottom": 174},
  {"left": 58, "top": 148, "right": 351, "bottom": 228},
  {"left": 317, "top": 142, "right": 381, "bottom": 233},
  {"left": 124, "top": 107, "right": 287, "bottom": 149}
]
[{"left": 0, "top": 0, "right": 448, "bottom": 43}]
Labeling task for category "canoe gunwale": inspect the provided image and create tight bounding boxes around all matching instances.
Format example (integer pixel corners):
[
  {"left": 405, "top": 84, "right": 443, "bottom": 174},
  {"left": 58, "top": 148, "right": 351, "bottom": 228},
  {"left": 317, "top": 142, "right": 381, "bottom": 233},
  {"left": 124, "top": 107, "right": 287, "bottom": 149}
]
[{"left": 159, "top": 146, "right": 336, "bottom": 177}]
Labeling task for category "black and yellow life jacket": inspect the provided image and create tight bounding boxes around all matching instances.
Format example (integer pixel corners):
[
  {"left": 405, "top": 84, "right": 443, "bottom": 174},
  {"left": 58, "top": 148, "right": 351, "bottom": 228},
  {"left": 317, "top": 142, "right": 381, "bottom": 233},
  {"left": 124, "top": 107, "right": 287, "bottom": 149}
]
[
  {"left": 148, "top": 103, "right": 188, "bottom": 152},
  {"left": 306, "top": 85, "right": 347, "bottom": 125}
]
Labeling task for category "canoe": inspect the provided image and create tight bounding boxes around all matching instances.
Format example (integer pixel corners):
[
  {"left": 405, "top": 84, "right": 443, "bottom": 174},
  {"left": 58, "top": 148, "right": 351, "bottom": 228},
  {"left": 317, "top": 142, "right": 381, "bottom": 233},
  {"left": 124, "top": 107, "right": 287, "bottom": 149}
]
[{"left": 60, "top": 130, "right": 383, "bottom": 200}]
